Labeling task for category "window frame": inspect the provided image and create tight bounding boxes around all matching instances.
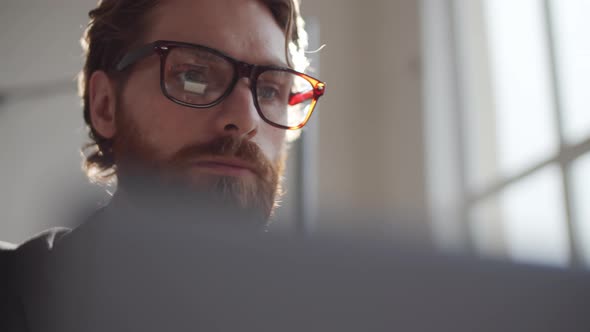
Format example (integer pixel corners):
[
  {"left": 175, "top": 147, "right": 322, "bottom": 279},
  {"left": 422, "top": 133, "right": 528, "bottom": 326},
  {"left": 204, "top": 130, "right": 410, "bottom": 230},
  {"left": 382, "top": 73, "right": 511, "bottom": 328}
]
[{"left": 422, "top": 0, "right": 590, "bottom": 266}]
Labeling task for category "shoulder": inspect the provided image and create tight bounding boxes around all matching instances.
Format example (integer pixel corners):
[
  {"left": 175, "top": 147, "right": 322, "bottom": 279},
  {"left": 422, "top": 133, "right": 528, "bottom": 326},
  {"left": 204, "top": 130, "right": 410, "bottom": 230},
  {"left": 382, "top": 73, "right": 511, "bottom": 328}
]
[
  {"left": 3, "top": 227, "right": 72, "bottom": 286},
  {"left": 0, "top": 240, "right": 17, "bottom": 270},
  {"left": 9, "top": 227, "right": 72, "bottom": 272},
  {"left": 1, "top": 227, "right": 72, "bottom": 255},
  {"left": 1, "top": 240, "right": 17, "bottom": 281},
  {"left": 1, "top": 227, "right": 72, "bottom": 254},
  {"left": 0, "top": 228, "right": 72, "bottom": 332},
  {"left": 0, "top": 240, "right": 17, "bottom": 273},
  {"left": 1, "top": 226, "right": 72, "bottom": 284},
  {"left": 15, "top": 228, "right": 72, "bottom": 255},
  {"left": 0, "top": 243, "right": 16, "bottom": 282},
  {"left": 0, "top": 248, "right": 24, "bottom": 332}
]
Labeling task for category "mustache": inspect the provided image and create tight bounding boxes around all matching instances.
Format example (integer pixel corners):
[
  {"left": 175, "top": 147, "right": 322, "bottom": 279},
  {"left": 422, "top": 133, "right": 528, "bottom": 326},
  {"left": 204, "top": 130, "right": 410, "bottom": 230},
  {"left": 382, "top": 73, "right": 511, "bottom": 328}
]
[{"left": 170, "top": 136, "right": 273, "bottom": 176}]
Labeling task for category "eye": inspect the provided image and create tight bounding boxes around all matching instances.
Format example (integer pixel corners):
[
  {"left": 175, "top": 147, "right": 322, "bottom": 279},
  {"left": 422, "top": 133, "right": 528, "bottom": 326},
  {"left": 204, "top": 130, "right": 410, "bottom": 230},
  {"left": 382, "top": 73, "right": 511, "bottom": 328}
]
[{"left": 257, "top": 86, "right": 280, "bottom": 100}]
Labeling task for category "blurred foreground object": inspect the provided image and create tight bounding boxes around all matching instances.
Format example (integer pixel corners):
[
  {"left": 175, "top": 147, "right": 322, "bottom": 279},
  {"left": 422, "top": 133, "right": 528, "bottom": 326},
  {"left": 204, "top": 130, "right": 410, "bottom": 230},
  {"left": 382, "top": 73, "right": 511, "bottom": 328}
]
[{"left": 5, "top": 207, "right": 590, "bottom": 332}]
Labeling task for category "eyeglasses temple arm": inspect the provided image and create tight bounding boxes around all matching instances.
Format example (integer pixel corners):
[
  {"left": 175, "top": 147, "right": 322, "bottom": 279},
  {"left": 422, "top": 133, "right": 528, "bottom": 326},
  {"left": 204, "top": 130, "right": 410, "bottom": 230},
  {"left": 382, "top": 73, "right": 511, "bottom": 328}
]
[
  {"left": 288, "top": 83, "right": 326, "bottom": 106},
  {"left": 116, "top": 42, "right": 159, "bottom": 71},
  {"left": 288, "top": 90, "right": 314, "bottom": 106}
]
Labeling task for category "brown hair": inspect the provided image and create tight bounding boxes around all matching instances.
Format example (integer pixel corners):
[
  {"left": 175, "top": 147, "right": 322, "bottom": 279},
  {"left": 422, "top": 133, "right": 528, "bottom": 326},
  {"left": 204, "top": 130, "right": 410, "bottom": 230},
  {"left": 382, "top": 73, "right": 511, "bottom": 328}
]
[{"left": 79, "top": 0, "right": 308, "bottom": 184}]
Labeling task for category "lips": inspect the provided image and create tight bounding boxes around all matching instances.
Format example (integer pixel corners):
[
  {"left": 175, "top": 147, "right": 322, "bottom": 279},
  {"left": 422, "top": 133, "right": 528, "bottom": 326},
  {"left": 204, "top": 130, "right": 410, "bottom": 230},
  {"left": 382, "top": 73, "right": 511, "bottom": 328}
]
[{"left": 190, "top": 158, "right": 258, "bottom": 177}]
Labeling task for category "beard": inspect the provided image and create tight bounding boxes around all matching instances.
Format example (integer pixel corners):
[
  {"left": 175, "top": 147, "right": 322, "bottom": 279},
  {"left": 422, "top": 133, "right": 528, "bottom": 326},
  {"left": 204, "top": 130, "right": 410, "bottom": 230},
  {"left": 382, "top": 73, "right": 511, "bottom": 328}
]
[{"left": 110, "top": 108, "right": 286, "bottom": 226}]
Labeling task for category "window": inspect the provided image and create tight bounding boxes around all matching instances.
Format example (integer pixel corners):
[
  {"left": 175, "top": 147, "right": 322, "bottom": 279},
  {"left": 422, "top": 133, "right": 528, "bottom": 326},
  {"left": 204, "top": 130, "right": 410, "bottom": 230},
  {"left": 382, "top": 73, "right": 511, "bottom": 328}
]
[{"left": 423, "top": 0, "right": 590, "bottom": 267}]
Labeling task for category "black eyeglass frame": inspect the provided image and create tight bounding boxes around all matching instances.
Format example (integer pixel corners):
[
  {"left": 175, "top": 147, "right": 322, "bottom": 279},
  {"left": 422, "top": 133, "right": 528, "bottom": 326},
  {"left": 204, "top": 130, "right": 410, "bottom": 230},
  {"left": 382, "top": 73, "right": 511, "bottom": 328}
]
[{"left": 116, "top": 40, "right": 326, "bottom": 130}]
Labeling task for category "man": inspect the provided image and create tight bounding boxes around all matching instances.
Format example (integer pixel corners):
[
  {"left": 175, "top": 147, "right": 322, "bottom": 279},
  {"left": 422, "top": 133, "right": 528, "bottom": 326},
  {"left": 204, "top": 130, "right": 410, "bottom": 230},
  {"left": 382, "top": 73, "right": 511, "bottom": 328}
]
[
  {"left": 1, "top": 0, "right": 325, "bottom": 330},
  {"left": 80, "top": 0, "right": 323, "bottom": 222}
]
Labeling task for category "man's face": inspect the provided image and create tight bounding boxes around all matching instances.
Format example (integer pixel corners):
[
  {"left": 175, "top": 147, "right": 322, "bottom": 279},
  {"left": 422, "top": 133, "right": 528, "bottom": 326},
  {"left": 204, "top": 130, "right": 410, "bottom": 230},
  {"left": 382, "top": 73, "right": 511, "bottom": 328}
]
[{"left": 109, "top": 0, "right": 289, "bottom": 219}]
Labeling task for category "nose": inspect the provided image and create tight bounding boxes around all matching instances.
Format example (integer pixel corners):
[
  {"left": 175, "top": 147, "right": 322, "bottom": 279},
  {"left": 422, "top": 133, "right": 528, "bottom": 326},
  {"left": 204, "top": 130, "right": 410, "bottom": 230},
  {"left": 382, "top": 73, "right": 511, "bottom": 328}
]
[{"left": 214, "top": 78, "right": 259, "bottom": 140}]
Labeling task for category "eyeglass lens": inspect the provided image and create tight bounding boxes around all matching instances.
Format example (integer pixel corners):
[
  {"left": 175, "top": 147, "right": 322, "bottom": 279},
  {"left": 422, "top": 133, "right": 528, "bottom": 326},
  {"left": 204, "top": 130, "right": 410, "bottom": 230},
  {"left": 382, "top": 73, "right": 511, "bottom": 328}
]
[{"left": 163, "top": 46, "right": 316, "bottom": 128}]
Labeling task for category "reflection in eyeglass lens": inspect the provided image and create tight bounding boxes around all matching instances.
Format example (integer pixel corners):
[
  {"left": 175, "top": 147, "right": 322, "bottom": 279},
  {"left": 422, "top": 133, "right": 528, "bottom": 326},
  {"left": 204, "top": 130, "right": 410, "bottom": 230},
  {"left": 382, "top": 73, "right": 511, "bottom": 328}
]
[
  {"left": 180, "top": 65, "right": 208, "bottom": 94},
  {"left": 166, "top": 48, "right": 233, "bottom": 104}
]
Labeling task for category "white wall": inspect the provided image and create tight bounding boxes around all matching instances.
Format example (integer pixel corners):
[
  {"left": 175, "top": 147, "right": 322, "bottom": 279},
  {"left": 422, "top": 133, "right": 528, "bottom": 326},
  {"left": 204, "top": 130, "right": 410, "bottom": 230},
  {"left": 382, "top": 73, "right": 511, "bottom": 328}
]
[
  {"left": 0, "top": 1, "right": 108, "bottom": 243},
  {"left": 302, "top": 1, "right": 429, "bottom": 244}
]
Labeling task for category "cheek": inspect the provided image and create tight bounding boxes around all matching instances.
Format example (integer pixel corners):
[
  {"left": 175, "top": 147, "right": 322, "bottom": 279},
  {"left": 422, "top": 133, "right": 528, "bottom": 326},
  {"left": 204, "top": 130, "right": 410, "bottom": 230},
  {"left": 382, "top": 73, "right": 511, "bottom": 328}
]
[
  {"left": 257, "top": 126, "right": 287, "bottom": 163},
  {"left": 119, "top": 74, "right": 210, "bottom": 159}
]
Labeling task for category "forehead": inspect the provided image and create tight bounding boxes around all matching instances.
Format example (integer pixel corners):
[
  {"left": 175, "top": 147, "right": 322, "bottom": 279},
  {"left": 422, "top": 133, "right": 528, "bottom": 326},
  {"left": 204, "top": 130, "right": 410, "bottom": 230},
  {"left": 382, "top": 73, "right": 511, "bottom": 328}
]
[{"left": 144, "top": 0, "right": 287, "bottom": 66}]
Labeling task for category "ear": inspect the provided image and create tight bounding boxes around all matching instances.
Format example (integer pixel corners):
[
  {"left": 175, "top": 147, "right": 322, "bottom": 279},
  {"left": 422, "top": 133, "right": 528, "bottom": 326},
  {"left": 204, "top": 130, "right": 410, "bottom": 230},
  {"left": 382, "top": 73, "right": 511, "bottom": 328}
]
[{"left": 88, "top": 70, "right": 117, "bottom": 139}]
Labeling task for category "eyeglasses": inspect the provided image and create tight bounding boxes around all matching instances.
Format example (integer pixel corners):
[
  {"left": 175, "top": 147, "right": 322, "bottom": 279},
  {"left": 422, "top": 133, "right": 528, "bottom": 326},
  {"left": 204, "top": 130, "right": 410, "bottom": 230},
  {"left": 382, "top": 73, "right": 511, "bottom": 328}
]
[{"left": 116, "top": 40, "right": 326, "bottom": 130}]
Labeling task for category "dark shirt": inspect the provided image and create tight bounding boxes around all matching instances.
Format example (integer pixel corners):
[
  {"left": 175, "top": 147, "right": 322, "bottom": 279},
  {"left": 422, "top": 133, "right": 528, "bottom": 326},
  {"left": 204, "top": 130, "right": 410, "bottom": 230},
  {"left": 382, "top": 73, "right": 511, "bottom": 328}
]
[
  {"left": 2, "top": 203, "right": 590, "bottom": 332},
  {"left": 1, "top": 239, "right": 21, "bottom": 331},
  {"left": 0, "top": 200, "right": 267, "bottom": 332},
  {"left": 1, "top": 229, "right": 70, "bottom": 332}
]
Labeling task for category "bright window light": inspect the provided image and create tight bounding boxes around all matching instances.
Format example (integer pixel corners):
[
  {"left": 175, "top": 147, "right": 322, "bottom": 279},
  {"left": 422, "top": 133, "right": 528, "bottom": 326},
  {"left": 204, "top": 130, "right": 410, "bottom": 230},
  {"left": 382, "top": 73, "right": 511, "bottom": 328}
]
[
  {"left": 571, "top": 153, "right": 590, "bottom": 265},
  {"left": 500, "top": 165, "right": 569, "bottom": 267},
  {"left": 484, "top": 0, "right": 559, "bottom": 177},
  {"left": 550, "top": 0, "right": 590, "bottom": 144}
]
